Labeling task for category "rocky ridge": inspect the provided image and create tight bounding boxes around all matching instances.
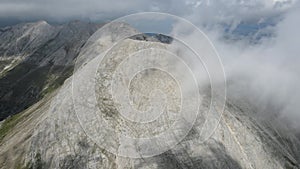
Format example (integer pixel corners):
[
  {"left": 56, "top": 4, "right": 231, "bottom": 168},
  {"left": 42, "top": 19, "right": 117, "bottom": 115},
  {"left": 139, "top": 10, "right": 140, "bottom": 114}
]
[
  {"left": 0, "top": 21, "right": 299, "bottom": 169},
  {"left": 0, "top": 20, "right": 103, "bottom": 121}
]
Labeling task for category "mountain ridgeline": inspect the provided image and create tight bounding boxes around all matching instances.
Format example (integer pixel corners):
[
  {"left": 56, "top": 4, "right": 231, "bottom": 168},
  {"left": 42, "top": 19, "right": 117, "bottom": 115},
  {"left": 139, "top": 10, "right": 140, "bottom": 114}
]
[
  {"left": 0, "top": 21, "right": 299, "bottom": 169},
  {"left": 0, "top": 21, "right": 103, "bottom": 120}
]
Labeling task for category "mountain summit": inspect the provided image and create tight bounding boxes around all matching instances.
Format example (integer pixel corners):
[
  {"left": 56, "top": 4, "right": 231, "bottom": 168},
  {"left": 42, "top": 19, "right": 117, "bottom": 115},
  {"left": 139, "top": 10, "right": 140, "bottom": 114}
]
[{"left": 0, "top": 21, "right": 299, "bottom": 169}]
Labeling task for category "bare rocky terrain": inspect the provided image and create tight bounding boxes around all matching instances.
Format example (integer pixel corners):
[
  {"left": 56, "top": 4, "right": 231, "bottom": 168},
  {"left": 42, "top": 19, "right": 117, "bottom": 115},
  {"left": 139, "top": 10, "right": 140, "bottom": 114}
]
[
  {"left": 0, "top": 20, "right": 103, "bottom": 121},
  {"left": 0, "top": 21, "right": 299, "bottom": 169}
]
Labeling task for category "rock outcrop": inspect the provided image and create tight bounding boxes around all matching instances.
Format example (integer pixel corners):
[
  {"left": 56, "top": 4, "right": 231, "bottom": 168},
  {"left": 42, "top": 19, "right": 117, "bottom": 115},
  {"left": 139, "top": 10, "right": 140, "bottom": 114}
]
[{"left": 0, "top": 21, "right": 299, "bottom": 169}]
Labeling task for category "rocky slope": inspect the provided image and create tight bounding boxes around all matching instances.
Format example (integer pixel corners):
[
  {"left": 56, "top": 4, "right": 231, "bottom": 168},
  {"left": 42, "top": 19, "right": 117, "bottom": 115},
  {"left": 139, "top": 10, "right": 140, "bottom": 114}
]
[
  {"left": 0, "top": 20, "right": 103, "bottom": 121},
  {"left": 0, "top": 21, "right": 299, "bottom": 169}
]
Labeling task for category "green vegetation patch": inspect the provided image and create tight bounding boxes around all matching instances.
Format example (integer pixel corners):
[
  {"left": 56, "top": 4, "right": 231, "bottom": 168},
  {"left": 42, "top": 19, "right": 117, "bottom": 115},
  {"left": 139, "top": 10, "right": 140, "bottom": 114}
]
[
  {"left": 0, "top": 62, "right": 74, "bottom": 120},
  {"left": 0, "top": 112, "right": 23, "bottom": 142}
]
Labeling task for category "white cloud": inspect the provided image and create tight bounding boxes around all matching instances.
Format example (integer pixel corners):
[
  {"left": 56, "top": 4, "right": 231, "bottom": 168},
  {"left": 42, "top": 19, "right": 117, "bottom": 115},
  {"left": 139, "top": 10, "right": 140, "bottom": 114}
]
[
  {"left": 204, "top": 2, "right": 300, "bottom": 129},
  {"left": 0, "top": 0, "right": 296, "bottom": 24},
  {"left": 0, "top": 0, "right": 299, "bottom": 130}
]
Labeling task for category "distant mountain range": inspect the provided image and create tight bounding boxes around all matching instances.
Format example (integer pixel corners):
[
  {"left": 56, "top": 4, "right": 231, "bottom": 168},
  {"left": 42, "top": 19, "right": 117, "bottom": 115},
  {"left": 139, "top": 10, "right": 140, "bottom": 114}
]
[{"left": 0, "top": 20, "right": 103, "bottom": 121}]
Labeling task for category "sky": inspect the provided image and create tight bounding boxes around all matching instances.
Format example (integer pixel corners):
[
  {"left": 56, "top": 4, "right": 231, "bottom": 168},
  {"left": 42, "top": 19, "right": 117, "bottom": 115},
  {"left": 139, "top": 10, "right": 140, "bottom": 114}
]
[
  {"left": 0, "top": 0, "right": 300, "bottom": 130},
  {"left": 0, "top": 0, "right": 297, "bottom": 27}
]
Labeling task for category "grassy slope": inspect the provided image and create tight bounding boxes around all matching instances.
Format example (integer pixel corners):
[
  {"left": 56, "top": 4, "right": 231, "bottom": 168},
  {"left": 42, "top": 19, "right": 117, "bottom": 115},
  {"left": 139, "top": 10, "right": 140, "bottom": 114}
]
[
  {"left": 0, "top": 62, "right": 73, "bottom": 120},
  {"left": 0, "top": 90, "right": 56, "bottom": 169},
  {"left": 0, "top": 61, "right": 73, "bottom": 168}
]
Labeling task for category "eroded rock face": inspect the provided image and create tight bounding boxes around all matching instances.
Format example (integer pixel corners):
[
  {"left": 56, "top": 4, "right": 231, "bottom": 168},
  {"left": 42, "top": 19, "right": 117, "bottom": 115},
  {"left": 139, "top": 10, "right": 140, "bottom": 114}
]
[
  {"left": 0, "top": 21, "right": 57, "bottom": 59},
  {"left": 0, "top": 21, "right": 103, "bottom": 120},
  {"left": 0, "top": 22, "right": 299, "bottom": 169}
]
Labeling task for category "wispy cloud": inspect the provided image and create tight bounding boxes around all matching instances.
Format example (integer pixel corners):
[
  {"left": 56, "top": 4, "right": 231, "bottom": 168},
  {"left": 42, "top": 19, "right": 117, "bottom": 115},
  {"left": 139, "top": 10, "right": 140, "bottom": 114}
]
[
  {"left": 0, "top": 0, "right": 299, "bottom": 130},
  {"left": 0, "top": 0, "right": 296, "bottom": 25}
]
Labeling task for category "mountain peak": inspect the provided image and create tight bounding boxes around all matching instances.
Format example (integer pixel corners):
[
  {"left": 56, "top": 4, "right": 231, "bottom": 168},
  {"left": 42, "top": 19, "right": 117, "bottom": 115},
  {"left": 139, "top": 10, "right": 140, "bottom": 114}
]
[{"left": 35, "top": 20, "right": 49, "bottom": 25}]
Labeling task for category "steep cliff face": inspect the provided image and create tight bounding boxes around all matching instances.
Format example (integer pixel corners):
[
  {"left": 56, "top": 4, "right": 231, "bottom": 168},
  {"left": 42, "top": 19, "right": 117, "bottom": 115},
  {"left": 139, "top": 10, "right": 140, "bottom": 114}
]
[
  {"left": 0, "top": 22, "right": 299, "bottom": 169},
  {"left": 0, "top": 21, "right": 103, "bottom": 121}
]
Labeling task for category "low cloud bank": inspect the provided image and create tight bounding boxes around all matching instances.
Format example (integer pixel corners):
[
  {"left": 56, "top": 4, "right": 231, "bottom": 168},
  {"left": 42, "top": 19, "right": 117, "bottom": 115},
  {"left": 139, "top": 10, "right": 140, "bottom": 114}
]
[{"left": 201, "top": 2, "right": 300, "bottom": 130}]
